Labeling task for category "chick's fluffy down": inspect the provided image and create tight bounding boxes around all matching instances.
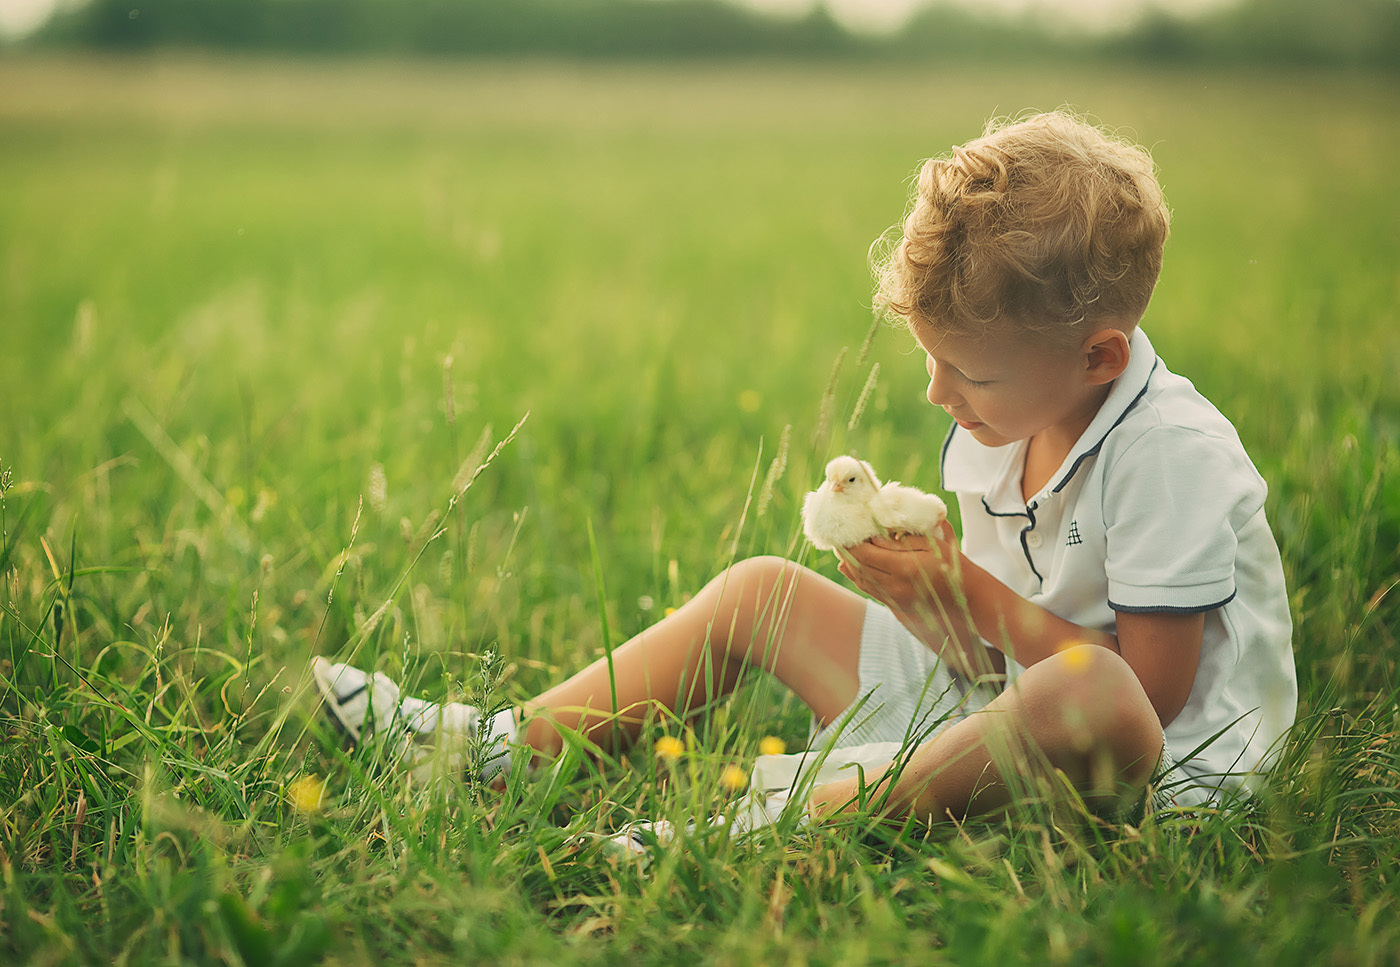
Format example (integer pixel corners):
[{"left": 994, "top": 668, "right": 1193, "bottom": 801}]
[
  {"left": 871, "top": 482, "right": 947, "bottom": 539},
  {"left": 801, "top": 456, "right": 947, "bottom": 551}
]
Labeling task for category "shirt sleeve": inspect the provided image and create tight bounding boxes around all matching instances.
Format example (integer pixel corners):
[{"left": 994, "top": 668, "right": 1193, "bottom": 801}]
[{"left": 1101, "top": 425, "right": 1266, "bottom": 613}]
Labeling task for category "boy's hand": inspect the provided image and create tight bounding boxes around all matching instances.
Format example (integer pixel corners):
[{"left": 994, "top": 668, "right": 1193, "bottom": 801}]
[{"left": 837, "top": 518, "right": 959, "bottom": 612}]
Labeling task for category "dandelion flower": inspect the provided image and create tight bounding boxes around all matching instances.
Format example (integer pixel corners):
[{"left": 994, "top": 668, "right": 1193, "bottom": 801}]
[
  {"left": 654, "top": 736, "right": 685, "bottom": 762},
  {"left": 758, "top": 736, "right": 786, "bottom": 757},
  {"left": 720, "top": 765, "right": 748, "bottom": 791},
  {"left": 288, "top": 774, "right": 326, "bottom": 814},
  {"left": 1058, "top": 643, "right": 1094, "bottom": 673}
]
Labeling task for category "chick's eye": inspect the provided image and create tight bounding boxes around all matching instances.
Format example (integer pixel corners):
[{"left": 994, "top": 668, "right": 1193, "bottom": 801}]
[{"left": 847, "top": 476, "right": 857, "bottom": 483}]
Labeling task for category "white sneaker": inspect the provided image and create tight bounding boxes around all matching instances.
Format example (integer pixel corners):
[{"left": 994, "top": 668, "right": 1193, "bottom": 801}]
[
  {"left": 585, "top": 787, "right": 809, "bottom": 869},
  {"left": 409, "top": 705, "right": 520, "bottom": 783},
  {"left": 310, "top": 657, "right": 407, "bottom": 748},
  {"left": 311, "top": 656, "right": 518, "bottom": 778}
]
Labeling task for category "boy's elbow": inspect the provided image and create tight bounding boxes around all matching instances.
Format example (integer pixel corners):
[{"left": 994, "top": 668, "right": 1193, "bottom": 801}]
[{"left": 1148, "top": 685, "right": 1191, "bottom": 729}]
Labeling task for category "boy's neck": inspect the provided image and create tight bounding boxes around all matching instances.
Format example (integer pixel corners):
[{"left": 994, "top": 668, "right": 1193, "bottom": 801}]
[{"left": 1020, "top": 382, "right": 1114, "bottom": 501}]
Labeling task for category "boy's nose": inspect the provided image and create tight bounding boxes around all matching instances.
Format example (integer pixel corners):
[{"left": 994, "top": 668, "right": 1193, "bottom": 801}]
[{"left": 926, "top": 365, "right": 959, "bottom": 408}]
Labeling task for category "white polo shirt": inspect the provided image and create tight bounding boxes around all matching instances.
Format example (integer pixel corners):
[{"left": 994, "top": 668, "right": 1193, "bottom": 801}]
[{"left": 941, "top": 327, "right": 1296, "bottom": 804}]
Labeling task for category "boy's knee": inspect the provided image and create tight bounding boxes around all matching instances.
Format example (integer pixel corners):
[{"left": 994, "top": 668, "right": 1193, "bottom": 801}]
[
  {"left": 1038, "top": 646, "right": 1162, "bottom": 766},
  {"left": 695, "top": 555, "right": 807, "bottom": 643},
  {"left": 714, "top": 555, "right": 801, "bottom": 596}
]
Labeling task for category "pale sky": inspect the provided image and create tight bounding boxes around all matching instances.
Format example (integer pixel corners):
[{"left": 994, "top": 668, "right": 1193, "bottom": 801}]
[
  {"left": 747, "top": 0, "right": 1235, "bottom": 35},
  {"left": 0, "top": 0, "right": 57, "bottom": 37},
  {"left": 0, "top": 0, "right": 1235, "bottom": 39}
]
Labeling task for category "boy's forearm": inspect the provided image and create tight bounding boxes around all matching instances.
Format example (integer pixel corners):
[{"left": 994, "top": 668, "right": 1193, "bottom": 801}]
[
  {"left": 928, "top": 607, "right": 1007, "bottom": 680},
  {"left": 958, "top": 558, "right": 1119, "bottom": 667},
  {"left": 889, "top": 584, "right": 1004, "bottom": 680}
]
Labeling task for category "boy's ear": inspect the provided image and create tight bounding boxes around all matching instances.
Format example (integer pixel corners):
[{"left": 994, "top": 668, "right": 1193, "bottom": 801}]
[{"left": 1081, "top": 327, "right": 1131, "bottom": 385}]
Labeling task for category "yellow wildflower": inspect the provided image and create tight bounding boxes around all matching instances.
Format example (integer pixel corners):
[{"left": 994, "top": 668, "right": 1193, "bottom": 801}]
[
  {"left": 758, "top": 736, "right": 786, "bottom": 757},
  {"left": 287, "top": 774, "right": 326, "bottom": 814},
  {"left": 654, "top": 735, "right": 685, "bottom": 761},
  {"left": 720, "top": 765, "right": 748, "bottom": 791},
  {"left": 1058, "top": 643, "right": 1094, "bottom": 672}
]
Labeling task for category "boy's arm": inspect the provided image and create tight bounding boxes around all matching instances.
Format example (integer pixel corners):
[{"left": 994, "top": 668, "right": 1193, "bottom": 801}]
[
  {"left": 957, "top": 556, "right": 1203, "bottom": 725},
  {"left": 842, "top": 532, "right": 1202, "bottom": 726},
  {"left": 838, "top": 524, "right": 1005, "bottom": 680}
]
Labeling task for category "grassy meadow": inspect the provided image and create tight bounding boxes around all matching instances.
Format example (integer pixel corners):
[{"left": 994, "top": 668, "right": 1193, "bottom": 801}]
[{"left": 2, "top": 54, "right": 1398, "bottom": 965}]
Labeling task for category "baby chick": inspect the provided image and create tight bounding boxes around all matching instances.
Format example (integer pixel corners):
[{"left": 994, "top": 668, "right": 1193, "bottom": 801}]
[{"left": 801, "top": 455, "right": 948, "bottom": 551}]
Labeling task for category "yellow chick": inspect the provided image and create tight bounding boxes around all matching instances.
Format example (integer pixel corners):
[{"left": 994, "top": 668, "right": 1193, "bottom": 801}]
[{"left": 801, "top": 455, "right": 947, "bottom": 552}]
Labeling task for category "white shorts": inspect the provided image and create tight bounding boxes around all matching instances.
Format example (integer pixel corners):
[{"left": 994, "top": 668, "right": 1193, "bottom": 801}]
[{"left": 808, "top": 602, "right": 997, "bottom": 751}]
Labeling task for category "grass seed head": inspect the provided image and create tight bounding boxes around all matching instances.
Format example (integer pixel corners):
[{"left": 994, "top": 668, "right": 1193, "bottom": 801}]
[{"left": 368, "top": 463, "right": 387, "bottom": 513}]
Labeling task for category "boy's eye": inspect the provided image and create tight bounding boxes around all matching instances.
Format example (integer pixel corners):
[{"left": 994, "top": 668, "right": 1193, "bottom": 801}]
[{"left": 935, "top": 358, "right": 991, "bottom": 387}]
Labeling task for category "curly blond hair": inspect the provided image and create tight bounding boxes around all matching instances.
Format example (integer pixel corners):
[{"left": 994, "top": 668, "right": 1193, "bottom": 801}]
[{"left": 874, "top": 111, "right": 1169, "bottom": 343}]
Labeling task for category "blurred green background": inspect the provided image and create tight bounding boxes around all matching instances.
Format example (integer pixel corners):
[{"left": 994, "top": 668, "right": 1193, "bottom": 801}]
[
  {"left": 3, "top": 0, "right": 1397, "bottom": 717},
  {"left": 3, "top": 2, "right": 1400, "bottom": 965},
  {"left": 3, "top": 45, "right": 1396, "bottom": 703}
]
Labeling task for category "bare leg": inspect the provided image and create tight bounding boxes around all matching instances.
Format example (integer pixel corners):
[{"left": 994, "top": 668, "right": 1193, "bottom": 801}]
[
  {"left": 809, "top": 644, "right": 1164, "bottom": 821},
  {"left": 522, "top": 555, "right": 870, "bottom": 758}
]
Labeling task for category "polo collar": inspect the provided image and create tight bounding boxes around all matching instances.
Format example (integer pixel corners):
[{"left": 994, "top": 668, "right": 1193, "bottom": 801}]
[{"left": 940, "top": 327, "right": 1160, "bottom": 506}]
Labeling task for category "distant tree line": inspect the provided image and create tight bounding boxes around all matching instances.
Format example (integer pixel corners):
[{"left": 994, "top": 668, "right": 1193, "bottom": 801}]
[
  {"left": 1112, "top": 0, "right": 1400, "bottom": 69},
  {"left": 30, "top": 0, "right": 854, "bottom": 57},
  {"left": 23, "top": 0, "right": 1400, "bottom": 69}
]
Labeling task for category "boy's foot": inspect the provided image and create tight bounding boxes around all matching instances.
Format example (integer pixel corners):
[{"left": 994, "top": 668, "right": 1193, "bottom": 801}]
[
  {"left": 588, "top": 791, "right": 804, "bottom": 868},
  {"left": 310, "top": 656, "right": 405, "bottom": 746},
  {"left": 310, "top": 656, "right": 519, "bottom": 779}
]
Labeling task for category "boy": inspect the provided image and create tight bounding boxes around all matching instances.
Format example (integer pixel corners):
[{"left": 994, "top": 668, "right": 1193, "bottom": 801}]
[{"left": 315, "top": 111, "right": 1296, "bottom": 823}]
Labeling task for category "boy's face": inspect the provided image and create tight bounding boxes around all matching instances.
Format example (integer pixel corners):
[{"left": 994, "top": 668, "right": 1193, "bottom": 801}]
[{"left": 912, "top": 321, "right": 1113, "bottom": 451}]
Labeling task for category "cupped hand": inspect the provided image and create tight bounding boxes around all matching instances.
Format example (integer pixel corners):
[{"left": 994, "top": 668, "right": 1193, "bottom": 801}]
[{"left": 836, "top": 519, "right": 960, "bottom": 612}]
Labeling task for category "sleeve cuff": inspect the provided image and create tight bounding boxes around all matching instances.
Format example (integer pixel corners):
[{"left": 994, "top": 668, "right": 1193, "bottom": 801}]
[{"left": 1108, "top": 575, "right": 1236, "bottom": 614}]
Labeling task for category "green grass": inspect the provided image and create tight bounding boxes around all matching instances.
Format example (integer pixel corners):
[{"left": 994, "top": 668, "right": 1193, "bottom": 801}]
[{"left": 2, "top": 54, "right": 1398, "bottom": 965}]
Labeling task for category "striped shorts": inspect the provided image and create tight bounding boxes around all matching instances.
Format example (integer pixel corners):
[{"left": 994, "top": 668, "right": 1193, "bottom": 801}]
[{"left": 808, "top": 602, "right": 995, "bottom": 752}]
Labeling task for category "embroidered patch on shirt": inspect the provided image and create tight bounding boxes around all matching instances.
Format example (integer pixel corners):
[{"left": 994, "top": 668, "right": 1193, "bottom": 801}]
[{"left": 1066, "top": 520, "right": 1083, "bottom": 546}]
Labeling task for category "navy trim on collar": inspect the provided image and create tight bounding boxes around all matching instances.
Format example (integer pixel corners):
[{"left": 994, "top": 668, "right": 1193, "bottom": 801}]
[
  {"left": 980, "top": 496, "right": 1029, "bottom": 519},
  {"left": 1050, "top": 358, "right": 1159, "bottom": 495},
  {"left": 939, "top": 419, "right": 958, "bottom": 484},
  {"left": 1019, "top": 508, "right": 1044, "bottom": 584}
]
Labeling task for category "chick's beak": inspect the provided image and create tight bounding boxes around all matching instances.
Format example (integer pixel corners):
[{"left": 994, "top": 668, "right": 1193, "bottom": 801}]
[{"left": 831, "top": 481, "right": 844, "bottom": 493}]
